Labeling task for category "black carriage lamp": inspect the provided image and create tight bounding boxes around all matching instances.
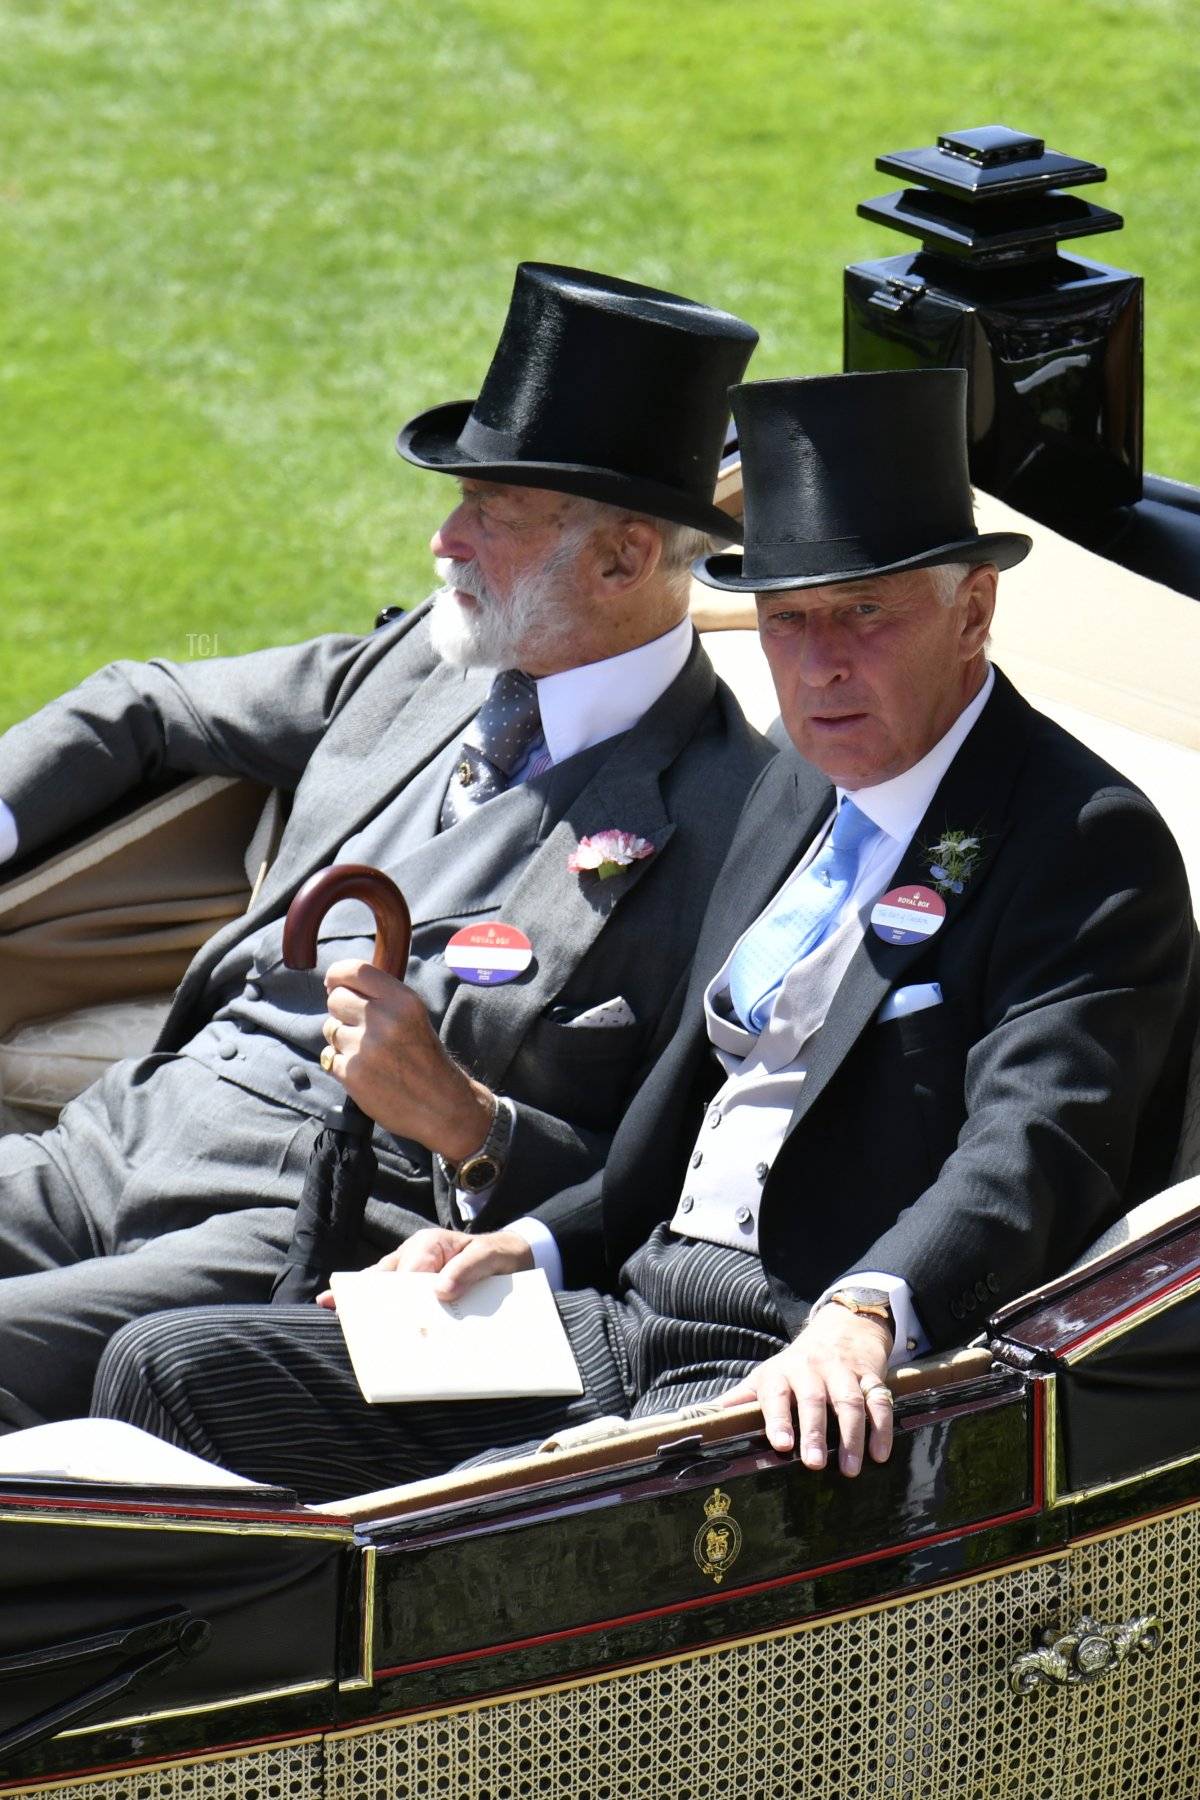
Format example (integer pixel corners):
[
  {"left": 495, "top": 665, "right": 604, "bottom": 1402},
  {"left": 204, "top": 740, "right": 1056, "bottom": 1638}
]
[
  {"left": 845, "top": 126, "right": 1200, "bottom": 597},
  {"left": 844, "top": 125, "right": 1144, "bottom": 532}
]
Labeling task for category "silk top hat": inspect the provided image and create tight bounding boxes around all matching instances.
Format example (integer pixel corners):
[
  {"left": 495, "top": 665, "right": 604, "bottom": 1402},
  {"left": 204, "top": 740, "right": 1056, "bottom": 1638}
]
[
  {"left": 397, "top": 263, "right": 759, "bottom": 539},
  {"left": 696, "top": 368, "right": 1031, "bottom": 590}
]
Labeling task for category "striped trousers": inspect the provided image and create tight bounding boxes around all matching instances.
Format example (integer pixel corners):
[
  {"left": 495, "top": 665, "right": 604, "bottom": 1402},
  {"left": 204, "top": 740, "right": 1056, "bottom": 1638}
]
[{"left": 92, "top": 1228, "right": 792, "bottom": 1505}]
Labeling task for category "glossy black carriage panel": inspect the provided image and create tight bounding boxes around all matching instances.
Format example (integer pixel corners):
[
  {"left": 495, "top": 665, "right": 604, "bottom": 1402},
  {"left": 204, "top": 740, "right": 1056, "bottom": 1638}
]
[
  {"left": 361, "top": 1374, "right": 1034, "bottom": 1714},
  {"left": 992, "top": 1214, "right": 1200, "bottom": 1500},
  {"left": 0, "top": 1494, "right": 349, "bottom": 1781},
  {"left": 1060, "top": 1290, "right": 1200, "bottom": 1496}
]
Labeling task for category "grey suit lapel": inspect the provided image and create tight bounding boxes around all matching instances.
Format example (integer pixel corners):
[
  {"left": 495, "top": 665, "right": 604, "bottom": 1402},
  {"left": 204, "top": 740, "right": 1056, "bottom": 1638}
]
[
  {"left": 440, "top": 635, "right": 715, "bottom": 1089},
  {"left": 162, "top": 649, "right": 490, "bottom": 1036},
  {"left": 255, "top": 658, "right": 491, "bottom": 914}
]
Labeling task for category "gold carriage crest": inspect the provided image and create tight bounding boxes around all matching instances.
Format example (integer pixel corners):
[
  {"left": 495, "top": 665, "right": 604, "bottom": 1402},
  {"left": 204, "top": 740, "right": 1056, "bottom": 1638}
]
[{"left": 693, "top": 1487, "right": 743, "bottom": 1585}]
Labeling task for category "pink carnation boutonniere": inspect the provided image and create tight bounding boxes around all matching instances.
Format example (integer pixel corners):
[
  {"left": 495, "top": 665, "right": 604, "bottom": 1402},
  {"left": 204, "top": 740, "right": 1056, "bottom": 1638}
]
[{"left": 568, "top": 830, "right": 655, "bottom": 880}]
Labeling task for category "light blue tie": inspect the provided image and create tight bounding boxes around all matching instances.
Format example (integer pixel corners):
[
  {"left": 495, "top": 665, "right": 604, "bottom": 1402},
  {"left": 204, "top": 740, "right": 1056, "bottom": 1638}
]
[{"left": 728, "top": 797, "right": 878, "bottom": 1032}]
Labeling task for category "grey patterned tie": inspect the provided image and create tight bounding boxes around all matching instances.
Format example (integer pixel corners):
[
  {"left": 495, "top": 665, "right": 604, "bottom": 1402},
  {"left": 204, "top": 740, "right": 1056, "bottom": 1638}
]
[{"left": 440, "top": 670, "right": 543, "bottom": 831}]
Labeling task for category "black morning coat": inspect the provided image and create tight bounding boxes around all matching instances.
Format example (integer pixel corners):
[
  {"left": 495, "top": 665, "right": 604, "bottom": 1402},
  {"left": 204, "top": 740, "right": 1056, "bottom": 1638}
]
[{"left": 536, "top": 668, "right": 1199, "bottom": 1352}]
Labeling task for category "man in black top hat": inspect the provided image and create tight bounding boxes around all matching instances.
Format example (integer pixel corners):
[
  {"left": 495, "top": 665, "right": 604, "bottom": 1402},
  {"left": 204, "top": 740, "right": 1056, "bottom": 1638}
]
[
  {"left": 93, "top": 367, "right": 1196, "bottom": 1503},
  {"left": 0, "top": 264, "right": 770, "bottom": 1428}
]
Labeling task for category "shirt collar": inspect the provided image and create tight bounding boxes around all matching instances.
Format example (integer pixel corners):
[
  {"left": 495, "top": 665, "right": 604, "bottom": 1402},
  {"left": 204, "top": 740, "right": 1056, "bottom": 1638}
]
[
  {"left": 842, "top": 662, "right": 995, "bottom": 844},
  {"left": 528, "top": 615, "right": 693, "bottom": 765}
]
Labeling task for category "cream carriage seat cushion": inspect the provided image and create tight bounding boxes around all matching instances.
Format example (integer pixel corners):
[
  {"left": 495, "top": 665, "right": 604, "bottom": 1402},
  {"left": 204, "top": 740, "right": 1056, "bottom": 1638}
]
[
  {"left": 0, "top": 775, "right": 280, "bottom": 1131},
  {"left": 0, "top": 995, "right": 173, "bottom": 1131},
  {"left": 1065, "top": 1171, "right": 1200, "bottom": 1275}
]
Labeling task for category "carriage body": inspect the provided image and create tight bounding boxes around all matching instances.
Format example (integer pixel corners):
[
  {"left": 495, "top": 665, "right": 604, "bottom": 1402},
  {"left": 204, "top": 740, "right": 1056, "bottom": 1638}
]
[
  {"left": 1, "top": 1210, "right": 1199, "bottom": 1799},
  {"left": 0, "top": 483, "right": 1196, "bottom": 1798}
]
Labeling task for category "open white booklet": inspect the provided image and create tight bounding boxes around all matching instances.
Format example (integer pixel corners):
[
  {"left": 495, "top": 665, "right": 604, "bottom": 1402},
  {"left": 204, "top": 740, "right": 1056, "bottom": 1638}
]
[
  {"left": 330, "top": 1267, "right": 584, "bottom": 1402},
  {"left": 0, "top": 1416, "right": 257, "bottom": 1488}
]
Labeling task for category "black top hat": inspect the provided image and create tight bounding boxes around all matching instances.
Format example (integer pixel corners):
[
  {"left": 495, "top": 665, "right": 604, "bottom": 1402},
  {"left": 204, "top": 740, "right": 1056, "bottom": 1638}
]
[
  {"left": 397, "top": 264, "right": 759, "bottom": 539},
  {"left": 696, "top": 369, "right": 1031, "bottom": 590}
]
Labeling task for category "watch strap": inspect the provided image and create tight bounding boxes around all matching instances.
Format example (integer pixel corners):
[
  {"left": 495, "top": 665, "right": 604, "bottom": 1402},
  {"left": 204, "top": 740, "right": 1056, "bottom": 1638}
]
[
  {"left": 437, "top": 1095, "right": 515, "bottom": 1193},
  {"left": 826, "top": 1286, "right": 896, "bottom": 1334}
]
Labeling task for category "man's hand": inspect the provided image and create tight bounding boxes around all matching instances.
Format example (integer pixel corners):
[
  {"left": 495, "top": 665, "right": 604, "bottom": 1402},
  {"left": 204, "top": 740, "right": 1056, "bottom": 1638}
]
[
  {"left": 316, "top": 1227, "right": 533, "bottom": 1310},
  {"left": 321, "top": 958, "right": 495, "bottom": 1160},
  {"left": 720, "top": 1304, "right": 894, "bottom": 1475}
]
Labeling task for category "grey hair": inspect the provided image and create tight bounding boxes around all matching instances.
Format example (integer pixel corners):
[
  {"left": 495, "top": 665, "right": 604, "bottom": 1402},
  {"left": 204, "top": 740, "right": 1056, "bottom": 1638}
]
[
  {"left": 572, "top": 498, "right": 711, "bottom": 602},
  {"left": 926, "top": 558, "right": 993, "bottom": 653},
  {"left": 927, "top": 560, "right": 973, "bottom": 606},
  {"left": 653, "top": 520, "right": 714, "bottom": 598}
]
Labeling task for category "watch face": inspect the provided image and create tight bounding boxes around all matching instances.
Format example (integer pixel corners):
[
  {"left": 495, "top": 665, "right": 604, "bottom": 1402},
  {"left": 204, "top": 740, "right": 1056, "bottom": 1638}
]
[{"left": 459, "top": 1154, "right": 502, "bottom": 1194}]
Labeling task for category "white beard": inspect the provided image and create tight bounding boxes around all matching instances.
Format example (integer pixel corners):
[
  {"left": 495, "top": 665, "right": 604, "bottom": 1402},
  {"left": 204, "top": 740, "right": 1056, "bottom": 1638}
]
[{"left": 428, "top": 526, "right": 589, "bottom": 671}]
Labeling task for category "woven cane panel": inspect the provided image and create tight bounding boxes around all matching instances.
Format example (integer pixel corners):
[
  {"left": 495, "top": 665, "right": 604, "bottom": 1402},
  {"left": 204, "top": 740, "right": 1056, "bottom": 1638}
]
[
  {"left": 1054, "top": 1505, "right": 1200, "bottom": 1799},
  {"left": 329, "top": 1559, "right": 1072, "bottom": 1799},
  {"left": 0, "top": 1738, "right": 323, "bottom": 1800}
]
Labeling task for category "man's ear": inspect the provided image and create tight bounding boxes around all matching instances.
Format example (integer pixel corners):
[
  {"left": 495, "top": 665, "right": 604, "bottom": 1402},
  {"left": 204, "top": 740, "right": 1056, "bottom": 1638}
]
[
  {"left": 596, "top": 520, "right": 661, "bottom": 594},
  {"left": 959, "top": 563, "right": 997, "bottom": 657}
]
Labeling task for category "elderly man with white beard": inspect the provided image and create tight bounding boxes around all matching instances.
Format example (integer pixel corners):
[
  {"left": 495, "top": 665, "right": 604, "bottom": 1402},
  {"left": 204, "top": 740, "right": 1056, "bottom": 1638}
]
[{"left": 0, "top": 265, "right": 768, "bottom": 1428}]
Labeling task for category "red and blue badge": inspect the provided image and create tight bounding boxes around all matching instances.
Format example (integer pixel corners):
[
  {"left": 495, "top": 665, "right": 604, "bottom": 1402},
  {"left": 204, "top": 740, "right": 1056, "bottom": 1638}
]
[
  {"left": 445, "top": 922, "right": 533, "bottom": 986},
  {"left": 870, "top": 885, "right": 946, "bottom": 946}
]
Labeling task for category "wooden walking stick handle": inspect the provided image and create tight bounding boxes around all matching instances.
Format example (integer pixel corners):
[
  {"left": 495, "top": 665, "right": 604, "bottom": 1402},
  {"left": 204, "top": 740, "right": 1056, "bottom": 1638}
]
[{"left": 282, "top": 865, "right": 412, "bottom": 978}]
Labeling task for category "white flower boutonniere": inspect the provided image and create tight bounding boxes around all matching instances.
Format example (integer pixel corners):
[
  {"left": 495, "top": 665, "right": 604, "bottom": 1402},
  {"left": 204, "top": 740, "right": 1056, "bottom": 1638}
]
[
  {"left": 924, "top": 829, "right": 983, "bottom": 896},
  {"left": 568, "top": 830, "right": 655, "bottom": 880}
]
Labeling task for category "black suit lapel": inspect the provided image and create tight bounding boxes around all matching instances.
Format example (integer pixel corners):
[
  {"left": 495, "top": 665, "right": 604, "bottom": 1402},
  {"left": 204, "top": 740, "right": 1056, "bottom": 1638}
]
[
  {"left": 786, "top": 667, "right": 1040, "bottom": 1133},
  {"left": 608, "top": 747, "right": 832, "bottom": 1128},
  {"left": 683, "top": 747, "right": 836, "bottom": 1010}
]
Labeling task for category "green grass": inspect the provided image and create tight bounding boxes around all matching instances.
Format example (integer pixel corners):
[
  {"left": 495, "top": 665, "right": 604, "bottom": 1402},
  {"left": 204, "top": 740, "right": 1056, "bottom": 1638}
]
[{"left": 3, "top": 0, "right": 1199, "bottom": 725}]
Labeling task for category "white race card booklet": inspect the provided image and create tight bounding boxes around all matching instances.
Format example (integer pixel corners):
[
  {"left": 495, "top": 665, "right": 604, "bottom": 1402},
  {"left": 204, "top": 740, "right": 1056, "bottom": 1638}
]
[{"left": 330, "top": 1267, "right": 584, "bottom": 1403}]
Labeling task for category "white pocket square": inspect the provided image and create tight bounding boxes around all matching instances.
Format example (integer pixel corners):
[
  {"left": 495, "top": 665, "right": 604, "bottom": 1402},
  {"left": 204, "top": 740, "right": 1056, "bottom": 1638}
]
[
  {"left": 877, "top": 982, "right": 943, "bottom": 1023},
  {"left": 562, "top": 996, "right": 637, "bottom": 1029}
]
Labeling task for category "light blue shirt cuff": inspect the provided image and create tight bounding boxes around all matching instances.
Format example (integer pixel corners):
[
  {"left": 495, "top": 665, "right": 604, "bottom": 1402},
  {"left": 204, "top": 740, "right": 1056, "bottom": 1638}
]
[
  {"left": 508, "top": 1216, "right": 564, "bottom": 1292},
  {"left": 0, "top": 800, "right": 18, "bottom": 865},
  {"left": 813, "top": 1271, "right": 929, "bottom": 1370}
]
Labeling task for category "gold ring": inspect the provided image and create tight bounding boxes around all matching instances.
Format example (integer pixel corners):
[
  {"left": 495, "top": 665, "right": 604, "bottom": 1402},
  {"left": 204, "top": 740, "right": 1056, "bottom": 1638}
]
[
  {"left": 860, "top": 1378, "right": 892, "bottom": 1402},
  {"left": 319, "top": 1044, "right": 336, "bottom": 1074}
]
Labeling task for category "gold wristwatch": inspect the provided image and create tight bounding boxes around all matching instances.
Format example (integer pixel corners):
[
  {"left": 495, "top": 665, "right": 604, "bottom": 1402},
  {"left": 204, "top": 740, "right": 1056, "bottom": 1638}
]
[
  {"left": 437, "top": 1096, "right": 515, "bottom": 1195},
  {"left": 828, "top": 1286, "right": 895, "bottom": 1335}
]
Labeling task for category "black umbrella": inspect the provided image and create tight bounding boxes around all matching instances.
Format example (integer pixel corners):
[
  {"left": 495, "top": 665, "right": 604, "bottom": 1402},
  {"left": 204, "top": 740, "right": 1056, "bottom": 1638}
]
[{"left": 270, "top": 863, "right": 412, "bottom": 1304}]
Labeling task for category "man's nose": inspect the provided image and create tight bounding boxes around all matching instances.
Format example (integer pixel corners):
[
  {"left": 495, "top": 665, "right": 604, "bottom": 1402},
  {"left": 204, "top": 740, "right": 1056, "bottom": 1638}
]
[
  {"left": 430, "top": 501, "right": 474, "bottom": 562},
  {"left": 795, "top": 615, "right": 849, "bottom": 685}
]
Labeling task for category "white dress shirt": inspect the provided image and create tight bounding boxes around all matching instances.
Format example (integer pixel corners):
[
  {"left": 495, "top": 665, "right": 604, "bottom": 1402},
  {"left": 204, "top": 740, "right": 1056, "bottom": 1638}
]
[{"left": 527, "top": 614, "right": 693, "bottom": 768}]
